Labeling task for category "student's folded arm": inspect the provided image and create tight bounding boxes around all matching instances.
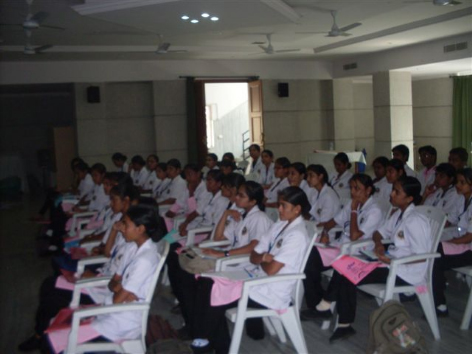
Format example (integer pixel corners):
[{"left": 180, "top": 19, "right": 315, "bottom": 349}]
[{"left": 113, "top": 288, "right": 138, "bottom": 304}]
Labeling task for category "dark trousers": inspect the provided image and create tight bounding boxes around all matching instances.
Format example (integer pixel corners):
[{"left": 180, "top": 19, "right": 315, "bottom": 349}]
[
  {"left": 192, "top": 277, "right": 266, "bottom": 354},
  {"left": 334, "top": 268, "right": 409, "bottom": 324},
  {"left": 432, "top": 243, "right": 472, "bottom": 306}
]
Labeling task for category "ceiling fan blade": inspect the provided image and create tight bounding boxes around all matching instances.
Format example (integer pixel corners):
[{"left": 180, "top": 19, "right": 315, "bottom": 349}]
[
  {"left": 158, "top": 42, "right": 171, "bottom": 52},
  {"left": 31, "top": 11, "right": 49, "bottom": 24},
  {"left": 340, "top": 22, "right": 361, "bottom": 32},
  {"left": 35, "top": 44, "right": 53, "bottom": 53},
  {"left": 42, "top": 24, "right": 66, "bottom": 31},
  {"left": 339, "top": 32, "right": 352, "bottom": 37},
  {"left": 168, "top": 50, "right": 188, "bottom": 53},
  {"left": 275, "top": 49, "right": 301, "bottom": 53},
  {"left": 296, "top": 31, "right": 329, "bottom": 34},
  {"left": 0, "top": 23, "right": 23, "bottom": 27},
  {"left": 258, "top": 44, "right": 269, "bottom": 51}
]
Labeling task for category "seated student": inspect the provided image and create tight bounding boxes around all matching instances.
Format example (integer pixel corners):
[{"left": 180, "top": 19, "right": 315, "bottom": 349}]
[
  {"left": 258, "top": 149, "right": 275, "bottom": 189},
  {"left": 329, "top": 153, "right": 353, "bottom": 199},
  {"left": 189, "top": 186, "right": 311, "bottom": 354},
  {"left": 112, "top": 152, "right": 129, "bottom": 173},
  {"left": 449, "top": 147, "right": 469, "bottom": 171},
  {"left": 154, "top": 162, "right": 171, "bottom": 201},
  {"left": 178, "top": 169, "right": 228, "bottom": 236},
  {"left": 318, "top": 177, "right": 431, "bottom": 342},
  {"left": 72, "top": 163, "right": 109, "bottom": 213},
  {"left": 417, "top": 145, "right": 437, "bottom": 194},
  {"left": 222, "top": 152, "right": 244, "bottom": 175},
  {"left": 130, "top": 155, "right": 150, "bottom": 188},
  {"left": 392, "top": 144, "right": 416, "bottom": 178},
  {"left": 158, "top": 158, "right": 187, "bottom": 205},
  {"left": 219, "top": 159, "right": 238, "bottom": 175},
  {"left": 432, "top": 168, "right": 472, "bottom": 316},
  {"left": 202, "top": 153, "right": 219, "bottom": 179},
  {"left": 246, "top": 144, "right": 264, "bottom": 176},
  {"left": 301, "top": 174, "right": 383, "bottom": 320},
  {"left": 141, "top": 154, "right": 160, "bottom": 194},
  {"left": 265, "top": 157, "right": 291, "bottom": 208},
  {"left": 288, "top": 162, "right": 313, "bottom": 200},
  {"left": 422, "top": 163, "right": 461, "bottom": 226},
  {"left": 386, "top": 158, "right": 406, "bottom": 188},
  {"left": 74, "top": 161, "right": 95, "bottom": 204},
  {"left": 372, "top": 156, "right": 392, "bottom": 202}
]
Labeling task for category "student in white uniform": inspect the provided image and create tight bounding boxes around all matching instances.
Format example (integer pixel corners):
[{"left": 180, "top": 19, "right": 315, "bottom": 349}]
[
  {"left": 258, "top": 149, "right": 275, "bottom": 188},
  {"left": 392, "top": 144, "right": 416, "bottom": 178},
  {"left": 417, "top": 145, "right": 437, "bottom": 194},
  {"left": 201, "top": 153, "right": 219, "bottom": 179},
  {"left": 246, "top": 144, "right": 264, "bottom": 177},
  {"left": 329, "top": 153, "right": 353, "bottom": 199},
  {"left": 219, "top": 159, "right": 238, "bottom": 175},
  {"left": 112, "top": 152, "right": 129, "bottom": 173},
  {"left": 448, "top": 147, "right": 469, "bottom": 171},
  {"left": 433, "top": 168, "right": 472, "bottom": 316},
  {"left": 386, "top": 158, "right": 406, "bottom": 188},
  {"left": 422, "top": 163, "right": 461, "bottom": 226},
  {"left": 141, "top": 154, "right": 160, "bottom": 193},
  {"left": 222, "top": 152, "right": 245, "bottom": 175},
  {"left": 265, "top": 157, "right": 291, "bottom": 208},
  {"left": 372, "top": 156, "right": 392, "bottom": 203},
  {"left": 130, "top": 155, "right": 150, "bottom": 188},
  {"left": 288, "top": 162, "right": 313, "bottom": 200},
  {"left": 158, "top": 159, "right": 187, "bottom": 205},
  {"left": 301, "top": 173, "right": 383, "bottom": 319},
  {"left": 316, "top": 177, "right": 431, "bottom": 342},
  {"left": 189, "top": 186, "right": 311, "bottom": 353},
  {"left": 75, "top": 162, "right": 95, "bottom": 203},
  {"left": 154, "top": 162, "right": 171, "bottom": 201},
  {"left": 86, "top": 163, "right": 109, "bottom": 212}
]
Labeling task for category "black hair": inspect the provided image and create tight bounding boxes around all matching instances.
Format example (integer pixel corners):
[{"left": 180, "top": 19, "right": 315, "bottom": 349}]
[
  {"left": 290, "top": 162, "right": 307, "bottom": 177},
  {"left": 70, "top": 157, "right": 85, "bottom": 171},
  {"left": 126, "top": 203, "right": 165, "bottom": 242},
  {"left": 372, "top": 156, "right": 389, "bottom": 168},
  {"left": 147, "top": 154, "right": 159, "bottom": 163},
  {"left": 112, "top": 152, "right": 127, "bottom": 162},
  {"left": 262, "top": 150, "right": 274, "bottom": 158},
  {"left": 91, "top": 163, "right": 106, "bottom": 175},
  {"left": 116, "top": 172, "right": 133, "bottom": 187},
  {"left": 74, "top": 162, "right": 89, "bottom": 173},
  {"left": 207, "top": 153, "right": 218, "bottom": 162},
  {"left": 278, "top": 186, "right": 311, "bottom": 218},
  {"left": 131, "top": 155, "right": 146, "bottom": 166},
  {"left": 167, "top": 158, "right": 181, "bottom": 170},
  {"left": 219, "top": 159, "right": 236, "bottom": 171},
  {"left": 449, "top": 147, "right": 469, "bottom": 163},
  {"left": 135, "top": 197, "right": 167, "bottom": 241},
  {"left": 387, "top": 159, "right": 406, "bottom": 174},
  {"left": 392, "top": 144, "right": 410, "bottom": 161},
  {"left": 110, "top": 182, "right": 140, "bottom": 201},
  {"left": 275, "top": 157, "right": 291, "bottom": 169},
  {"left": 307, "top": 164, "right": 329, "bottom": 185},
  {"left": 206, "top": 169, "right": 224, "bottom": 183},
  {"left": 396, "top": 176, "right": 422, "bottom": 205},
  {"left": 435, "top": 163, "right": 457, "bottom": 184},
  {"left": 222, "top": 152, "right": 235, "bottom": 161},
  {"left": 183, "top": 163, "right": 201, "bottom": 173},
  {"left": 156, "top": 162, "right": 167, "bottom": 172},
  {"left": 457, "top": 168, "right": 472, "bottom": 186},
  {"left": 418, "top": 145, "right": 437, "bottom": 156},
  {"left": 103, "top": 172, "right": 115, "bottom": 181},
  {"left": 334, "top": 152, "right": 352, "bottom": 169},
  {"left": 242, "top": 181, "right": 265, "bottom": 211},
  {"left": 350, "top": 173, "right": 375, "bottom": 196},
  {"left": 249, "top": 144, "right": 261, "bottom": 152},
  {"left": 222, "top": 173, "right": 246, "bottom": 190}
]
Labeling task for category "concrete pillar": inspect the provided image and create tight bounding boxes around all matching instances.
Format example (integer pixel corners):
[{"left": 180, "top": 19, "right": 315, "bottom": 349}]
[
  {"left": 332, "top": 79, "right": 355, "bottom": 151},
  {"left": 373, "top": 71, "right": 414, "bottom": 170}
]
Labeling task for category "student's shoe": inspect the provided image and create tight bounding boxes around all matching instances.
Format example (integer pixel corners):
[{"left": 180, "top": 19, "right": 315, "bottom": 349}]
[
  {"left": 300, "top": 308, "right": 332, "bottom": 321},
  {"left": 190, "top": 339, "right": 213, "bottom": 354},
  {"left": 18, "top": 335, "right": 42, "bottom": 352},
  {"left": 329, "top": 326, "right": 356, "bottom": 343},
  {"left": 436, "top": 308, "right": 449, "bottom": 317}
]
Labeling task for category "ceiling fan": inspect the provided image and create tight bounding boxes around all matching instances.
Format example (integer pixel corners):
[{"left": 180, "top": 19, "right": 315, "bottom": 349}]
[
  {"left": 254, "top": 34, "right": 300, "bottom": 55},
  {"left": 155, "top": 35, "right": 187, "bottom": 54},
  {"left": 297, "top": 10, "right": 362, "bottom": 37},
  {"left": 0, "top": 0, "right": 65, "bottom": 31},
  {"left": 23, "top": 28, "right": 53, "bottom": 55}
]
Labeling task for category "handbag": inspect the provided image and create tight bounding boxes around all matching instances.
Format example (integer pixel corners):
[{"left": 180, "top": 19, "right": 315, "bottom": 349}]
[{"left": 178, "top": 249, "right": 216, "bottom": 274}]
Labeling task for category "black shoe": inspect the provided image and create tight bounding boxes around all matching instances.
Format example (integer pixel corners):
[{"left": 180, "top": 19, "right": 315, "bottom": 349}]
[
  {"left": 300, "top": 308, "right": 332, "bottom": 321},
  {"left": 18, "top": 335, "right": 42, "bottom": 352},
  {"left": 436, "top": 308, "right": 449, "bottom": 317},
  {"left": 190, "top": 343, "right": 214, "bottom": 354},
  {"left": 177, "top": 326, "right": 192, "bottom": 341},
  {"left": 329, "top": 326, "right": 356, "bottom": 343}
]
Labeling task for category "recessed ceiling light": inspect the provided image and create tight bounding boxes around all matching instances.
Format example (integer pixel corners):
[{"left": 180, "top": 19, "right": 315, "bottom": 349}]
[
  {"left": 201, "top": 13, "right": 210, "bottom": 18},
  {"left": 191, "top": 19, "right": 199, "bottom": 24},
  {"left": 181, "top": 15, "right": 189, "bottom": 20},
  {"left": 210, "top": 16, "right": 219, "bottom": 21}
]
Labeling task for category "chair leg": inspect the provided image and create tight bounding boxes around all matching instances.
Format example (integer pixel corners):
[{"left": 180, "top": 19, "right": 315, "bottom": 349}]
[
  {"left": 229, "top": 315, "right": 246, "bottom": 354},
  {"left": 268, "top": 317, "right": 287, "bottom": 343},
  {"left": 460, "top": 285, "right": 472, "bottom": 330},
  {"left": 416, "top": 291, "right": 440, "bottom": 340},
  {"left": 280, "top": 309, "right": 308, "bottom": 354},
  {"left": 263, "top": 317, "right": 276, "bottom": 337}
]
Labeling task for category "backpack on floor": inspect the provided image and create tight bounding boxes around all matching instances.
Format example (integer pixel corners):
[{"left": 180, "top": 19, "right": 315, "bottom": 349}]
[
  {"left": 145, "top": 314, "right": 178, "bottom": 347},
  {"left": 367, "top": 300, "right": 428, "bottom": 354}
]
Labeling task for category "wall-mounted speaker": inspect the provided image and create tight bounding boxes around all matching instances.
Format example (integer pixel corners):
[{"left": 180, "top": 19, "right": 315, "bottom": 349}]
[
  {"left": 278, "top": 83, "right": 289, "bottom": 98},
  {"left": 87, "top": 86, "right": 100, "bottom": 103}
]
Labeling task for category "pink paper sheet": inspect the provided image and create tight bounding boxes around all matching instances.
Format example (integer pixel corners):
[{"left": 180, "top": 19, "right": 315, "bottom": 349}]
[
  {"left": 178, "top": 233, "right": 209, "bottom": 247},
  {"left": 85, "top": 219, "right": 103, "bottom": 230},
  {"left": 441, "top": 241, "right": 471, "bottom": 255},
  {"left": 62, "top": 203, "right": 74, "bottom": 213},
  {"left": 317, "top": 246, "right": 341, "bottom": 267},
  {"left": 70, "top": 247, "right": 88, "bottom": 260},
  {"left": 210, "top": 277, "right": 244, "bottom": 306},
  {"left": 55, "top": 275, "right": 89, "bottom": 295},
  {"left": 331, "top": 255, "right": 381, "bottom": 285}
]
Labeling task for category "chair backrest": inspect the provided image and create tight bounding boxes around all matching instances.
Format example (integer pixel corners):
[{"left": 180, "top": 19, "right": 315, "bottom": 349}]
[
  {"left": 265, "top": 207, "right": 279, "bottom": 222},
  {"left": 294, "top": 228, "right": 318, "bottom": 309}
]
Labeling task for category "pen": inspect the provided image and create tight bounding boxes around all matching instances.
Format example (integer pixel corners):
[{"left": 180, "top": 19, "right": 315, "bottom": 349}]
[{"left": 244, "top": 268, "right": 254, "bottom": 278}]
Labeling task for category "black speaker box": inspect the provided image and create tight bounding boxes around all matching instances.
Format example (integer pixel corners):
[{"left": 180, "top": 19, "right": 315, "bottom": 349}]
[
  {"left": 87, "top": 86, "right": 100, "bottom": 103},
  {"left": 278, "top": 83, "right": 289, "bottom": 97}
]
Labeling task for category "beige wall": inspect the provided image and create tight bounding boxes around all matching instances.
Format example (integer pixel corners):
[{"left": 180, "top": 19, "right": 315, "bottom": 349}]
[{"left": 353, "top": 82, "right": 375, "bottom": 165}]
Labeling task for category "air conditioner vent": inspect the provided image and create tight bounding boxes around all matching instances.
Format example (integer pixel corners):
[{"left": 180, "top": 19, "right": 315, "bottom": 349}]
[
  {"left": 343, "top": 62, "right": 358, "bottom": 71},
  {"left": 444, "top": 41, "right": 468, "bottom": 53}
]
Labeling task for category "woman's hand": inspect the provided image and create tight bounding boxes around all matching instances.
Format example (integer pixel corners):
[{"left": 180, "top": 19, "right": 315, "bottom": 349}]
[
  {"left": 377, "top": 253, "right": 391, "bottom": 264},
  {"left": 320, "top": 230, "right": 330, "bottom": 244},
  {"left": 201, "top": 248, "right": 224, "bottom": 258},
  {"left": 423, "top": 184, "right": 437, "bottom": 198},
  {"left": 179, "top": 222, "right": 188, "bottom": 236},
  {"left": 112, "top": 220, "right": 124, "bottom": 232},
  {"left": 262, "top": 253, "right": 274, "bottom": 263},
  {"left": 165, "top": 211, "right": 176, "bottom": 218},
  {"left": 226, "top": 209, "right": 242, "bottom": 222},
  {"left": 350, "top": 199, "right": 360, "bottom": 211}
]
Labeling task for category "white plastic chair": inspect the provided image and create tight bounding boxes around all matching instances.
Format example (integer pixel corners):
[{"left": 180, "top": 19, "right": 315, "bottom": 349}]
[
  {"left": 65, "top": 240, "right": 170, "bottom": 354},
  {"left": 68, "top": 211, "right": 97, "bottom": 237},
  {"left": 353, "top": 205, "right": 446, "bottom": 340},
  {"left": 453, "top": 266, "right": 472, "bottom": 330}
]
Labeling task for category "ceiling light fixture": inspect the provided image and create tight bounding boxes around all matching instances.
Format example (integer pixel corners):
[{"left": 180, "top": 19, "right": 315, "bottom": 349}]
[
  {"left": 201, "top": 13, "right": 210, "bottom": 18},
  {"left": 181, "top": 15, "right": 189, "bottom": 20},
  {"left": 210, "top": 16, "right": 219, "bottom": 21},
  {"left": 191, "top": 19, "right": 199, "bottom": 24}
]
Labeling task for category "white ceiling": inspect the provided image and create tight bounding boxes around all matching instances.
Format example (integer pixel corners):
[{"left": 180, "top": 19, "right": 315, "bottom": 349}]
[{"left": 0, "top": 0, "right": 471, "bottom": 77}]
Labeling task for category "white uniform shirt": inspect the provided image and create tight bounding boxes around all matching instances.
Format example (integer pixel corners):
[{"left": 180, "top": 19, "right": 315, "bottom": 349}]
[
  {"left": 329, "top": 170, "right": 353, "bottom": 199},
  {"left": 258, "top": 163, "right": 275, "bottom": 186},
  {"left": 250, "top": 216, "right": 309, "bottom": 310},
  {"left": 246, "top": 157, "right": 264, "bottom": 179},
  {"left": 404, "top": 164, "right": 417, "bottom": 178},
  {"left": 175, "top": 180, "right": 212, "bottom": 216},
  {"left": 373, "top": 177, "right": 392, "bottom": 203},
  {"left": 442, "top": 196, "right": 472, "bottom": 241},
  {"left": 143, "top": 171, "right": 159, "bottom": 191},
  {"left": 92, "top": 207, "right": 114, "bottom": 235},
  {"left": 332, "top": 196, "right": 383, "bottom": 248},
  {"left": 92, "top": 239, "right": 160, "bottom": 341},
  {"left": 100, "top": 212, "right": 123, "bottom": 245},
  {"left": 378, "top": 204, "right": 431, "bottom": 285},
  {"left": 88, "top": 184, "right": 109, "bottom": 212},
  {"left": 300, "top": 179, "right": 314, "bottom": 201},
  {"left": 130, "top": 168, "right": 150, "bottom": 188},
  {"left": 164, "top": 175, "right": 187, "bottom": 202},
  {"left": 309, "top": 184, "right": 341, "bottom": 223},
  {"left": 417, "top": 166, "right": 436, "bottom": 194},
  {"left": 154, "top": 178, "right": 171, "bottom": 201},
  {"left": 266, "top": 177, "right": 290, "bottom": 204},
  {"left": 116, "top": 162, "right": 129, "bottom": 173},
  {"left": 78, "top": 174, "right": 94, "bottom": 201},
  {"left": 187, "top": 191, "right": 229, "bottom": 230},
  {"left": 424, "top": 185, "right": 462, "bottom": 224}
]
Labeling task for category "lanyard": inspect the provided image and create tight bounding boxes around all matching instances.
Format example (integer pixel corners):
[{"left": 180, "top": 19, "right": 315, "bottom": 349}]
[
  {"left": 268, "top": 223, "right": 289, "bottom": 252},
  {"left": 270, "top": 179, "right": 283, "bottom": 192},
  {"left": 158, "top": 179, "right": 172, "bottom": 196},
  {"left": 432, "top": 185, "right": 454, "bottom": 206}
]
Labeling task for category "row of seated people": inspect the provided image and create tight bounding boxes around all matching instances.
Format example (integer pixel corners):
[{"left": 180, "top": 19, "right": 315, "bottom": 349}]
[{"left": 21, "top": 144, "right": 470, "bottom": 353}]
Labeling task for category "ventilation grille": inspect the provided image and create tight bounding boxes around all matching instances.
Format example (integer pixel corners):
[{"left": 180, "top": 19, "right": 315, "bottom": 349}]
[
  {"left": 343, "top": 62, "right": 358, "bottom": 71},
  {"left": 444, "top": 41, "right": 468, "bottom": 53}
]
